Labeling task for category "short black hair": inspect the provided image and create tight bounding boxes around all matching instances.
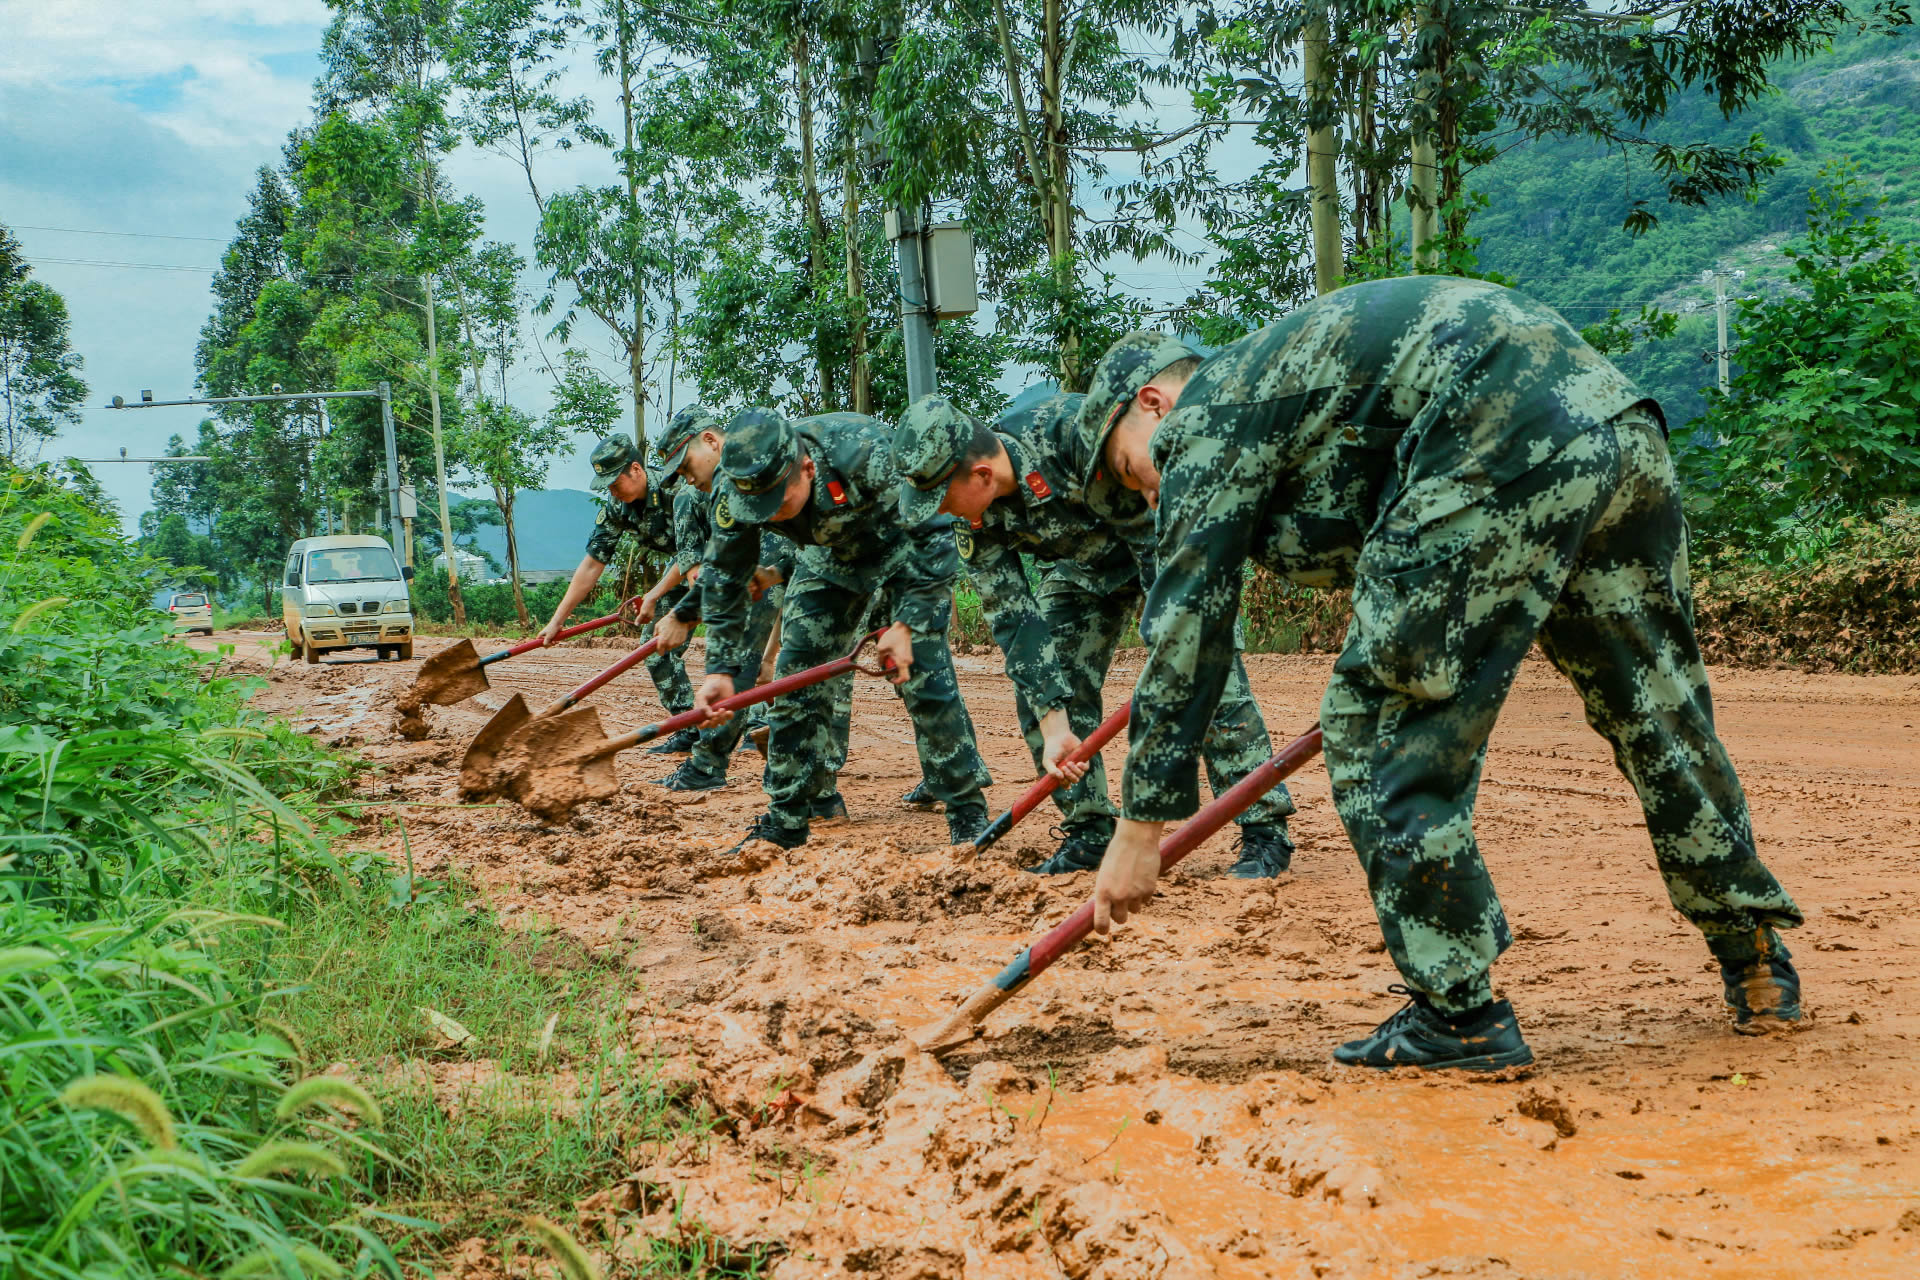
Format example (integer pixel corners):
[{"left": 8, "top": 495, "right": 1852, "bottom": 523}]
[
  {"left": 1159, "top": 355, "right": 1202, "bottom": 383},
  {"left": 961, "top": 416, "right": 1002, "bottom": 466}
]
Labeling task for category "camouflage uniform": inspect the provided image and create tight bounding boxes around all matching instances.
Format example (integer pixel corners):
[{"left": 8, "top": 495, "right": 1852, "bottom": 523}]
[
  {"left": 892, "top": 393, "right": 1293, "bottom": 850},
  {"left": 701, "top": 409, "right": 992, "bottom": 839},
  {"left": 583, "top": 442, "right": 691, "bottom": 716},
  {"left": 1083, "top": 277, "right": 1802, "bottom": 1014}
]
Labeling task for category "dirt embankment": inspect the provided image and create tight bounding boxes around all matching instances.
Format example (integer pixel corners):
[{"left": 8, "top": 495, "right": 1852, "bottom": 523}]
[{"left": 226, "top": 631, "right": 1920, "bottom": 1279}]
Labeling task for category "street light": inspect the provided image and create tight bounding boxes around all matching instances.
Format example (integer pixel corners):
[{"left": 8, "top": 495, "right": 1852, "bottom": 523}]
[{"left": 107, "top": 385, "right": 404, "bottom": 539}]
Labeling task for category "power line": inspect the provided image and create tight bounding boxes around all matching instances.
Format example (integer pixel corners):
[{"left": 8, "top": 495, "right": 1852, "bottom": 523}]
[
  {"left": 14, "top": 224, "right": 230, "bottom": 244},
  {"left": 25, "top": 256, "right": 217, "bottom": 273}
]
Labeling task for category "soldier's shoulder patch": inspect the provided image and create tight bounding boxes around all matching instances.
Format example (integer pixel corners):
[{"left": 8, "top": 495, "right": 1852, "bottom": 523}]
[
  {"left": 1025, "top": 470, "right": 1053, "bottom": 499},
  {"left": 826, "top": 479, "right": 848, "bottom": 506},
  {"left": 715, "top": 494, "right": 736, "bottom": 529},
  {"left": 595, "top": 506, "right": 608, "bottom": 526},
  {"left": 955, "top": 528, "right": 974, "bottom": 560}
]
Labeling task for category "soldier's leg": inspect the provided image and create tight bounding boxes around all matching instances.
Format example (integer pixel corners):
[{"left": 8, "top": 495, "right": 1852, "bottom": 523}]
[
  {"left": 1534, "top": 412, "right": 1800, "bottom": 988},
  {"left": 642, "top": 584, "right": 694, "bottom": 715},
  {"left": 891, "top": 597, "right": 993, "bottom": 837},
  {"left": 1019, "top": 568, "right": 1130, "bottom": 842},
  {"left": 684, "top": 583, "right": 782, "bottom": 779},
  {"left": 1200, "top": 641, "right": 1298, "bottom": 849},
  {"left": 1321, "top": 426, "right": 1632, "bottom": 1015},
  {"left": 762, "top": 568, "right": 866, "bottom": 835}
]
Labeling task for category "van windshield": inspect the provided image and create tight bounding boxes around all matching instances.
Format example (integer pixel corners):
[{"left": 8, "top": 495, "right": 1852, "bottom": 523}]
[
  {"left": 173, "top": 594, "right": 207, "bottom": 607},
  {"left": 306, "top": 547, "right": 402, "bottom": 584}
]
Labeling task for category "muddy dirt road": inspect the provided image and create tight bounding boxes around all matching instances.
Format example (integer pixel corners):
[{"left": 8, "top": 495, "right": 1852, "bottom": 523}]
[{"left": 205, "top": 629, "right": 1920, "bottom": 1278}]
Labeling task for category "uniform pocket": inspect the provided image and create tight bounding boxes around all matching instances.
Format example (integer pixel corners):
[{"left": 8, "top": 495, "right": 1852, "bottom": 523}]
[{"left": 1336, "top": 502, "right": 1490, "bottom": 702}]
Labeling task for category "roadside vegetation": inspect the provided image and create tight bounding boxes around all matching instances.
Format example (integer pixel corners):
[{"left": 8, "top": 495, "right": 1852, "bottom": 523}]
[{"left": 0, "top": 465, "right": 762, "bottom": 1276}]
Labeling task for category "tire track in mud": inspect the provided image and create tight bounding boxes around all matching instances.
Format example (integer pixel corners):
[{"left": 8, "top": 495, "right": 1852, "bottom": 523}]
[{"left": 219, "top": 633, "right": 1920, "bottom": 1279}]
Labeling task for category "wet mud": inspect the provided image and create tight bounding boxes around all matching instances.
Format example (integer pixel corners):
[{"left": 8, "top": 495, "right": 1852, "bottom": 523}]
[{"left": 219, "top": 630, "right": 1920, "bottom": 1278}]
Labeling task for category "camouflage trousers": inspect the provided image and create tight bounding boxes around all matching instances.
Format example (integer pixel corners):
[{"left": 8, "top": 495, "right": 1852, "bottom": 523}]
[
  {"left": 687, "top": 583, "right": 787, "bottom": 779},
  {"left": 762, "top": 562, "right": 990, "bottom": 834},
  {"left": 638, "top": 584, "right": 693, "bottom": 715},
  {"left": 1322, "top": 408, "right": 1802, "bottom": 1013},
  {"left": 1015, "top": 561, "right": 1295, "bottom": 844}
]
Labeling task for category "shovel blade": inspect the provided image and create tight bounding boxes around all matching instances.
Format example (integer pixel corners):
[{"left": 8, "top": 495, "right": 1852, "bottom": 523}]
[
  {"left": 502, "top": 706, "right": 621, "bottom": 822},
  {"left": 459, "top": 692, "right": 532, "bottom": 798},
  {"left": 412, "top": 638, "right": 491, "bottom": 707}
]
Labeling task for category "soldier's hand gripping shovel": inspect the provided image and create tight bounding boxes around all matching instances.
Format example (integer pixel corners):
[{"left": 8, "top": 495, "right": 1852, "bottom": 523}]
[
  {"left": 497, "top": 631, "right": 892, "bottom": 822},
  {"left": 973, "top": 701, "right": 1132, "bottom": 851},
  {"left": 916, "top": 724, "right": 1324, "bottom": 1056},
  {"left": 408, "top": 598, "right": 640, "bottom": 709},
  {"left": 460, "top": 635, "right": 663, "bottom": 798}
]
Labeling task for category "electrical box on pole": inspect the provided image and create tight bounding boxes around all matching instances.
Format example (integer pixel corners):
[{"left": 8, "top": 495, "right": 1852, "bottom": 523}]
[{"left": 924, "top": 223, "right": 979, "bottom": 320}]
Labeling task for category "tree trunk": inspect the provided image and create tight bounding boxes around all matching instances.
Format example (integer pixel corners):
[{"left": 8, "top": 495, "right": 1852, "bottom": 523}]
[
  {"left": 1038, "top": 0, "right": 1081, "bottom": 388},
  {"left": 844, "top": 137, "right": 871, "bottom": 414},
  {"left": 1409, "top": 4, "right": 1443, "bottom": 271},
  {"left": 795, "top": 32, "right": 838, "bottom": 411},
  {"left": 498, "top": 483, "right": 529, "bottom": 628},
  {"left": 618, "top": 2, "right": 646, "bottom": 445},
  {"left": 1304, "top": 8, "right": 1342, "bottom": 295},
  {"left": 423, "top": 272, "right": 467, "bottom": 625}
]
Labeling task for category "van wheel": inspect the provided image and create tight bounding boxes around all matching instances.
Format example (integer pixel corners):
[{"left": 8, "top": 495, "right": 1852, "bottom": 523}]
[
  {"left": 302, "top": 634, "right": 320, "bottom": 664},
  {"left": 396, "top": 641, "right": 414, "bottom": 661}
]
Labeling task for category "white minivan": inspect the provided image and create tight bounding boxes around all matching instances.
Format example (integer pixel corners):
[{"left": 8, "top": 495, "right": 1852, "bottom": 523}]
[{"left": 280, "top": 535, "right": 416, "bottom": 663}]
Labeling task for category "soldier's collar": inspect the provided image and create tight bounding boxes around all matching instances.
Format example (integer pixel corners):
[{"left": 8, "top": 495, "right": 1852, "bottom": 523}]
[{"left": 1000, "top": 433, "right": 1058, "bottom": 507}]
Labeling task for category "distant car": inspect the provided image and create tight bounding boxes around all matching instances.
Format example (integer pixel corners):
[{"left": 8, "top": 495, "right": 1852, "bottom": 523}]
[
  {"left": 166, "top": 592, "right": 214, "bottom": 636},
  {"left": 280, "top": 534, "right": 416, "bottom": 664}
]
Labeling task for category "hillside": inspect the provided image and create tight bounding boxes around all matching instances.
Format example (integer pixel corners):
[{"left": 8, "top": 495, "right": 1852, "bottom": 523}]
[
  {"left": 1471, "top": 21, "right": 1920, "bottom": 428},
  {"left": 449, "top": 488, "right": 599, "bottom": 574}
]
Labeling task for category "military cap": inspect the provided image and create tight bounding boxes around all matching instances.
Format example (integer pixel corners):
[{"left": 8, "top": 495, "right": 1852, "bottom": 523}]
[
  {"left": 718, "top": 407, "right": 804, "bottom": 522},
  {"left": 891, "top": 395, "right": 984, "bottom": 526},
  {"left": 1075, "top": 331, "right": 1200, "bottom": 491},
  {"left": 653, "top": 404, "right": 722, "bottom": 484},
  {"left": 588, "top": 433, "right": 645, "bottom": 493}
]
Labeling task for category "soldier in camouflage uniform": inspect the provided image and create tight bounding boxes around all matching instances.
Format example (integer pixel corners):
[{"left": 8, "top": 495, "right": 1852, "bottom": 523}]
[
  {"left": 538, "top": 434, "right": 698, "bottom": 752},
  {"left": 644, "top": 407, "right": 851, "bottom": 821},
  {"left": 1084, "top": 276, "right": 1804, "bottom": 1072},
  {"left": 890, "top": 392, "right": 1296, "bottom": 876},
  {"left": 692, "top": 408, "right": 993, "bottom": 850}
]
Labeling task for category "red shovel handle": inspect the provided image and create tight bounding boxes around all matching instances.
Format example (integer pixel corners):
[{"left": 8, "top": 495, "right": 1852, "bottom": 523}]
[
  {"left": 539, "top": 635, "right": 663, "bottom": 717},
  {"left": 480, "top": 596, "right": 643, "bottom": 667},
  {"left": 974, "top": 700, "right": 1132, "bottom": 850}
]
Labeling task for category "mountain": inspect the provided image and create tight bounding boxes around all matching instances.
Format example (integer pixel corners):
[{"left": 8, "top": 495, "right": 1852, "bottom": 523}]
[
  {"left": 1469, "top": 21, "right": 1920, "bottom": 428},
  {"left": 452, "top": 488, "right": 600, "bottom": 574}
]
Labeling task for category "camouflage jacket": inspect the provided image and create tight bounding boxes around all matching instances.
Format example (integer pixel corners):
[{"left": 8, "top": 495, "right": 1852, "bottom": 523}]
[
  {"left": 1123, "top": 275, "right": 1656, "bottom": 822},
  {"left": 667, "top": 484, "right": 796, "bottom": 624},
  {"left": 701, "top": 412, "right": 958, "bottom": 677},
  {"left": 964, "top": 392, "right": 1146, "bottom": 714},
  {"left": 583, "top": 480, "right": 678, "bottom": 565}
]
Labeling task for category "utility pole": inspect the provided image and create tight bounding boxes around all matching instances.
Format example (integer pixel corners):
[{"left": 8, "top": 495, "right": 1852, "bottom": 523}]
[
  {"left": 1701, "top": 266, "right": 1744, "bottom": 395},
  {"left": 888, "top": 206, "right": 939, "bottom": 402}
]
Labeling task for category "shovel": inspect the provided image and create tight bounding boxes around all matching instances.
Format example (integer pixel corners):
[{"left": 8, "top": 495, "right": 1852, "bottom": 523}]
[
  {"left": 408, "top": 598, "right": 640, "bottom": 709},
  {"left": 916, "top": 724, "right": 1324, "bottom": 1056},
  {"left": 973, "top": 701, "right": 1132, "bottom": 851},
  {"left": 497, "top": 630, "right": 891, "bottom": 820},
  {"left": 459, "top": 636, "right": 663, "bottom": 798}
]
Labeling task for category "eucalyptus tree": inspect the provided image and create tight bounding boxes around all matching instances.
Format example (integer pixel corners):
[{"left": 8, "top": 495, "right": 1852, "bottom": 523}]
[{"left": 0, "top": 224, "right": 88, "bottom": 465}]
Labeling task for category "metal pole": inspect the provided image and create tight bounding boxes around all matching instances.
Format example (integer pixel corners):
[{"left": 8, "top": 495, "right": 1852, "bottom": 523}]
[
  {"left": 892, "top": 204, "right": 938, "bottom": 402},
  {"left": 379, "top": 381, "right": 404, "bottom": 542},
  {"left": 1714, "top": 273, "right": 1730, "bottom": 395}
]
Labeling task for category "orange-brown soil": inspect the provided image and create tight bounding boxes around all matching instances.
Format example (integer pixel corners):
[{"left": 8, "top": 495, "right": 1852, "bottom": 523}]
[{"left": 203, "top": 630, "right": 1920, "bottom": 1278}]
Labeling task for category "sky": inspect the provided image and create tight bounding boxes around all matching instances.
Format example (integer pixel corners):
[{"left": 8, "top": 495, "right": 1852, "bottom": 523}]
[{"left": 1, "top": 1, "right": 1233, "bottom": 532}]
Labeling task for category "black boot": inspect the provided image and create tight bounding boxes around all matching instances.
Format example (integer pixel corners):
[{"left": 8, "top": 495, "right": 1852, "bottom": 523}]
[
  {"left": 811, "top": 793, "right": 850, "bottom": 827},
  {"left": 659, "top": 760, "right": 726, "bottom": 792},
  {"left": 1228, "top": 825, "right": 1294, "bottom": 878},
  {"left": 1719, "top": 931, "right": 1805, "bottom": 1034},
  {"left": 1333, "top": 986, "right": 1534, "bottom": 1072},
  {"left": 724, "top": 812, "right": 808, "bottom": 856},
  {"left": 1022, "top": 827, "right": 1108, "bottom": 875},
  {"left": 645, "top": 726, "right": 701, "bottom": 755},
  {"left": 901, "top": 781, "right": 940, "bottom": 811},
  {"left": 946, "top": 803, "right": 989, "bottom": 845}
]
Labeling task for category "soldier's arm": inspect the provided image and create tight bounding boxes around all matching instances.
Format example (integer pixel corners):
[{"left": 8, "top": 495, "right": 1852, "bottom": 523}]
[
  {"left": 1121, "top": 408, "right": 1272, "bottom": 824},
  {"left": 671, "top": 488, "right": 707, "bottom": 574},
  {"left": 885, "top": 517, "right": 962, "bottom": 639},
  {"left": 694, "top": 522, "right": 763, "bottom": 677},
  {"left": 967, "top": 536, "right": 1073, "bottom": 715}
]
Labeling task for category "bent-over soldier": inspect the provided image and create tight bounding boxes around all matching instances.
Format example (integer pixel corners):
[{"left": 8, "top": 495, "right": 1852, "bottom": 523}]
[
  {"left": 890, "top": 391, "right": 1296, "bottom": 877},
  {"left": 1086, "top": 276, "right": 1804, "bottom": 1072},
  {"left": 694, "top": 408, "right": 993, "bottom": 851}
]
